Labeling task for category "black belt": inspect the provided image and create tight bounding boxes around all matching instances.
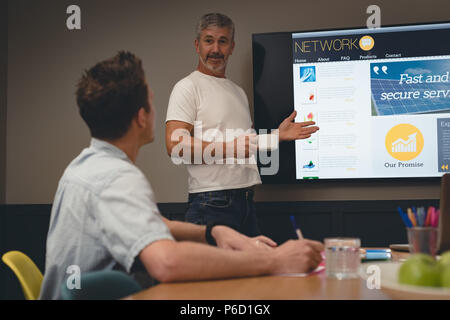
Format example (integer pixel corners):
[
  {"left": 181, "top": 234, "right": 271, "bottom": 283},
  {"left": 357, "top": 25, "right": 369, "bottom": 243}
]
[{"left": 190, "top": 187, "right": 255, "bottom": 200}]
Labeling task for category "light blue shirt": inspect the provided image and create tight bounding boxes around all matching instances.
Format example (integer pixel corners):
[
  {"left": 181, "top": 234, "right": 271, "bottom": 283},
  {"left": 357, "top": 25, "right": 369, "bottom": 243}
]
[{"left": 39, "top": 138, "right": 174, "bottom": 299}]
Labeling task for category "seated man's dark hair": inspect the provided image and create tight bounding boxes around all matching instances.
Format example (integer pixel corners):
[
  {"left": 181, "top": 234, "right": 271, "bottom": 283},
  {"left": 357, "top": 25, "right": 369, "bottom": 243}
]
[{"left": 76, "top": 51, "right": 149, "bottom": 140}]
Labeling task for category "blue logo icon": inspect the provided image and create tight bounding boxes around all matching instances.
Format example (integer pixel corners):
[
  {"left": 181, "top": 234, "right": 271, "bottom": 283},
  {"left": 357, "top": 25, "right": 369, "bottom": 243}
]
[
  {"left": 303, "top": 161, "right": 316, "bottom": 169},
  {"left": 300, "top": 66, "right": 316, "bottom": 82}
]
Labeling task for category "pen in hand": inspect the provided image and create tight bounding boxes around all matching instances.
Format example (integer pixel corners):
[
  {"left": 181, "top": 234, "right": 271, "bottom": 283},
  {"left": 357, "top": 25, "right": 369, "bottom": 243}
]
[
  {"left": 290, "top": 215, "right": 304, "bottom": 240},
  {"left": 291, "top": 215, "right": 326, "bottom": 264}
]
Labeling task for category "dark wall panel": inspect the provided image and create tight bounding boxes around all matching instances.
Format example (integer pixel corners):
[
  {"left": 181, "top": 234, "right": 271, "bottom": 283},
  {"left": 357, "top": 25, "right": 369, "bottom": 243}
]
[
  {"left": 0, "top": 0, "right": 7, "bottom": 204},
  {"left": 1, "top": 205, "right": 51, "bottom": 300}
]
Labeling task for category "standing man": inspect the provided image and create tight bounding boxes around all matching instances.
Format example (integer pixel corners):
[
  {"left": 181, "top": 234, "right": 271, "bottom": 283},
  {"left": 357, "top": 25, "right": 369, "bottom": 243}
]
[{"left": 166, "top": 13, "right": 319, "bottom": 236}]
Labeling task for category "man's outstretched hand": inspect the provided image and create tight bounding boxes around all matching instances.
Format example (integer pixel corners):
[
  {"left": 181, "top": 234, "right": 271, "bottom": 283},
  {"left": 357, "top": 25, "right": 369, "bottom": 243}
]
[{"left": 277, "top": 110, "right": 319, "bottom": 142}]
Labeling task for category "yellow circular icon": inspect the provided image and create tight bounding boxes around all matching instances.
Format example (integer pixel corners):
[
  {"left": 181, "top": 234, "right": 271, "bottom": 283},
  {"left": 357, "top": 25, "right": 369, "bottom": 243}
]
[
  {"left": 359, "top": 35, "right": 375, "bottom": 51},
  {"left": 385, "top": 124, "right": 424, "bottom": 161}
]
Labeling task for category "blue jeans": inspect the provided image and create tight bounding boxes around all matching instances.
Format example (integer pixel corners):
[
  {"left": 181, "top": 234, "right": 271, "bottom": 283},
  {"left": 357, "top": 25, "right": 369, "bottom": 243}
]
[{"left": 185, "top": 188, "right": 261, "bottom": 237}]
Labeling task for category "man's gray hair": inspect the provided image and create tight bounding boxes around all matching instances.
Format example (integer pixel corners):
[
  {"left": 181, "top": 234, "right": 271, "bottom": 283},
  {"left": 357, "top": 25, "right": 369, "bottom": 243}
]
[{"left": 196, "top": 13, "right": 235, "bottom": 41}]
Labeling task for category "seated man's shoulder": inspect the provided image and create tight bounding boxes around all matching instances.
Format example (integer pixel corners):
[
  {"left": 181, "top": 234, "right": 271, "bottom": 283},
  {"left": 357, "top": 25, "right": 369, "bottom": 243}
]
[{"left": 64, "top": 150, "right": 143, "bottom": 191}]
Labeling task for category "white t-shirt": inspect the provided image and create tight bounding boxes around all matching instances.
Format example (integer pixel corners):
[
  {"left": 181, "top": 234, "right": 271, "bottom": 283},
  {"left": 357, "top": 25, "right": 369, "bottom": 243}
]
[{"left": 166, "top": 70, "right": 262, "bottom": 193}]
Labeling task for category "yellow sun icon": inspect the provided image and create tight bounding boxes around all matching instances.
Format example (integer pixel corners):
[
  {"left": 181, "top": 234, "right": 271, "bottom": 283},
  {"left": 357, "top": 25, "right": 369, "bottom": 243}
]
[{"left": 359, "top": 35, "right": 375, "bottom": 51}]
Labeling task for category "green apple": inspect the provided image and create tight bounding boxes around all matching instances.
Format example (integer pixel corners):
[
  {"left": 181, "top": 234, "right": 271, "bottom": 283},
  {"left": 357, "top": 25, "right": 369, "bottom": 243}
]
[
  {"left": 438, "top": 251, "right": 450, "bottom": 267},
  {"left": 441, "top": 266, "right": 450, "bottom": 287},
  {"left": 398, "top": 254, "right": 441, "bottom": 287}
]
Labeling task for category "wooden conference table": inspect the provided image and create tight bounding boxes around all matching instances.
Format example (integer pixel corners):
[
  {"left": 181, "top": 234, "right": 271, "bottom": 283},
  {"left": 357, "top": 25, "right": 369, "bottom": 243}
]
[{"left": 127, "top": 249, "right": 408, "bottom": 300}]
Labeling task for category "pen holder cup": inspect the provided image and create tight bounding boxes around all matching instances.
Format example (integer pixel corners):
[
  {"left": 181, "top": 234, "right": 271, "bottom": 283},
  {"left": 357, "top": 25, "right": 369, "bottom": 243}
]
[{"left": 406, "top": 227, "right": 438, "bottom": 257}]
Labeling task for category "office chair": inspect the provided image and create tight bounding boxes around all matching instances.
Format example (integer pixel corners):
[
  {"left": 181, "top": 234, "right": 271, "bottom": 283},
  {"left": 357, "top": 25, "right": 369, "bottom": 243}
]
[
  {"left": 61, "top": 270, "right": 142, "bottom": 300},
  {"left": 2, "top": 250, "right": 44, "bottom": 300}
]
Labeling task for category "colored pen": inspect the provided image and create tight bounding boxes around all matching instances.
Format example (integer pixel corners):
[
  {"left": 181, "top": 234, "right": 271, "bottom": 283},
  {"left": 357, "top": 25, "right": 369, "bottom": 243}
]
[
  {"left": 416, "top": 207, "right": 422, "bottom": 227},
  {"left": 431, "top": 208, "right": 440, "bottom": 228},
  {"left": 412, "top": 207, "right": 419, "bottom": 226},
  {"left": 417, "top": 207, "right": 425, "bottom": 227},
  {"left": 407, "top": 208, "right": 417, "bottom": 227},
  {"left": 289, "top": 215, "right": 304, "bottom": 240},
  {"left": 429, "top": 209, "right": 435, "bottom": 227},
  {"left": 403, "top": 207, "right": 412, "bottom": 227},
  {"left": 397, "top": 207, "right": 412, "bottom": 228},
  {"left": 422, "top": 207, "right": 427, "bottom": 226},
  {"left": 425, "top": 206, "right": 433, "bottom": 227}
]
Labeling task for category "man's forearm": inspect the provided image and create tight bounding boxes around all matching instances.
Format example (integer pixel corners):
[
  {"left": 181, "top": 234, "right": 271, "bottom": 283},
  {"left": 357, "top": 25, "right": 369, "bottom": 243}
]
[
  {"left": 165, "top": 241, "right": 275, "bottom": 282},
  {"left": 170, "top": 135, "right": 226, "bottom": 164},
  {"left": 170, "top": 133, "right": 278, "bottom": 163},
  {"left": 162, "top": 217, "right": 206, "bottom": 243},
  {"left": 258, "top": 132, "right": 279, "bottom": 151},
  {"left": 143, "top": 240, "right": 276, "bottom": 283}
]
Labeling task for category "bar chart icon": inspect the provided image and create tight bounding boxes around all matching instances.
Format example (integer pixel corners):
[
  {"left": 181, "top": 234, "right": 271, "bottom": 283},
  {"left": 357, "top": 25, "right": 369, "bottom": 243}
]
[{"left": 392, "top": 133, "right": 417, "bottom": 153}]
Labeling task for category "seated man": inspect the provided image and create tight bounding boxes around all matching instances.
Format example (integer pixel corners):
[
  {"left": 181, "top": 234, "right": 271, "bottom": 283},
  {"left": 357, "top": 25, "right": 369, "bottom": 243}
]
[{"left": 39, "top": 51, "right": 323, "bottom": 299}]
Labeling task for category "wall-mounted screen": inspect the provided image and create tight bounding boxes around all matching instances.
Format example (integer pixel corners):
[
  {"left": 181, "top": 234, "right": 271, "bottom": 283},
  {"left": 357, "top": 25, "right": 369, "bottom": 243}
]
[{"left": 253, "top": 22, "right": 450, "bottom": 183}]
